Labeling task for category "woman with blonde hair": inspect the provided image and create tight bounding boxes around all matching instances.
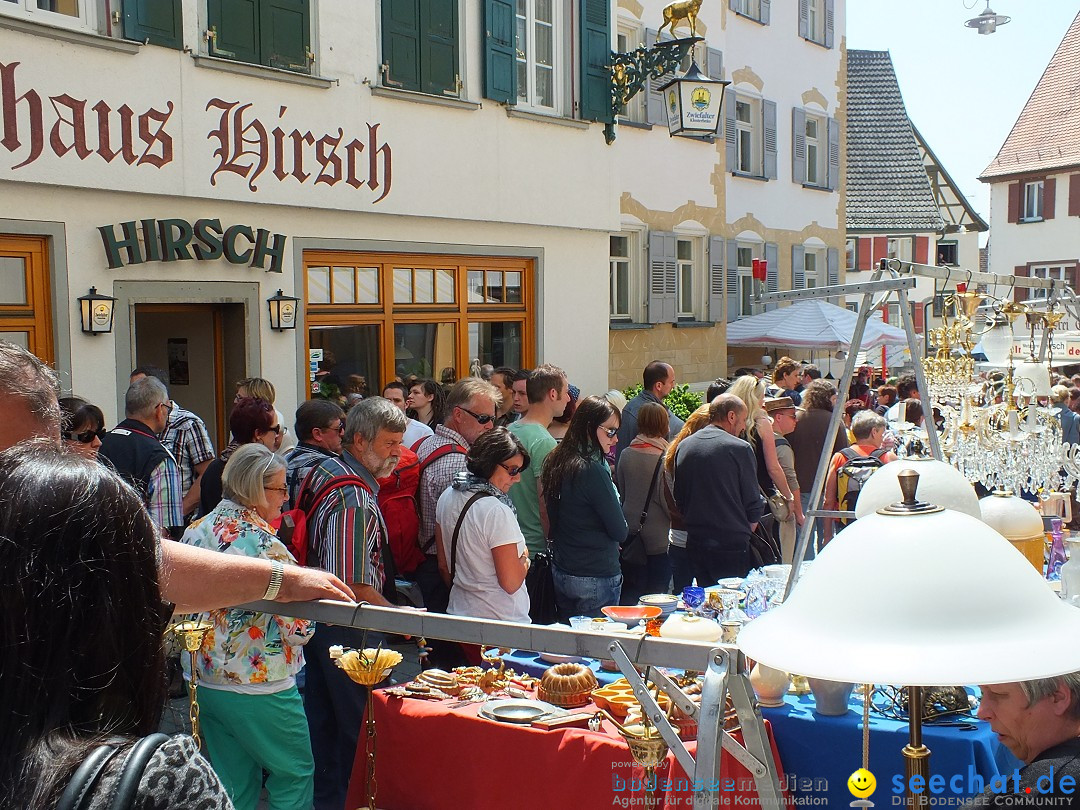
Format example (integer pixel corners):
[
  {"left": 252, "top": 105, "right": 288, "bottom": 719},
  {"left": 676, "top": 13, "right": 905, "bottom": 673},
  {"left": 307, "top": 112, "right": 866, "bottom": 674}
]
[
  {"left": 663, "top": 403, "right": 711, "bottom": 592},
  {"left": 729, "top": 374, "right": 796, "bottom": 516}
]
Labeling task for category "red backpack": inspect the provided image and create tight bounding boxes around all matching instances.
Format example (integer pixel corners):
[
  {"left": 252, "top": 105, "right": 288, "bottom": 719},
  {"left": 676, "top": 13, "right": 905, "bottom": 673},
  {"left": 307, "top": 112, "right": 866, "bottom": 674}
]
[
  {"left": 376, "top": 447, "right": 425, "bottom": 575},
  {"left": 274, "top": 472, "right": 371, "bottom": 567}
]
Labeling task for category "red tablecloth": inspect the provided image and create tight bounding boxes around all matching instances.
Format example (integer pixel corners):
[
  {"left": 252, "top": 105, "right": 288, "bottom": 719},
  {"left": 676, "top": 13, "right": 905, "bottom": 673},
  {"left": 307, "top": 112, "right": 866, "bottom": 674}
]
[{"left": 346, "top": 690, "right": 786, "bottom": 810}]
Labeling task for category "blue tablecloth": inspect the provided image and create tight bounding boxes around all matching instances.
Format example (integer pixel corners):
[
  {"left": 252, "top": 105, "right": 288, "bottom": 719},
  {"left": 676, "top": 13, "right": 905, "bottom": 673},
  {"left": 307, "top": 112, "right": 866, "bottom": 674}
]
[
  {"left": 762, "top": 692, "right": 1021, "bottom": 806},
  {"left": 501, "top": 649, "right": 625, "bottom": 685},
  {"left": 501, "top": 651, "right": 1020, "bottom": 805}
]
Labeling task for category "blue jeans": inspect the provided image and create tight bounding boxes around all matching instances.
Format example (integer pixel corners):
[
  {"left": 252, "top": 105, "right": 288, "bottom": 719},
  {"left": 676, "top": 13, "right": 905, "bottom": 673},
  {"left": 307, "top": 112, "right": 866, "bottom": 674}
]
[
  {"left": 799, "top": 492, "right": 821, "bottom": 561},
  {"left": 551, "top": 564, "right": 622, "bottom": 622}
]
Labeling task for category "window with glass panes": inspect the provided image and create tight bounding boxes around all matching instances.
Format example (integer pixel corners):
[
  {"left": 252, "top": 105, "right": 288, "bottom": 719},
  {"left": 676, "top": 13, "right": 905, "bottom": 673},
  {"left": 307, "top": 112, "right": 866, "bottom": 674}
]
[
  {"left": 736, "top": 99, "right": 755, "bottom": 174},
  {"left": 1029, "top": 265, "right": 1067, "bottom": 301},
  {"left": 677, "top": 238, "right": 696, "bottom": 318},
  {"left": 0, "top": 235, "right": 52, "bottom": 363},
  {"left": 737, "top": 244, "right": 758, "bottom": 317},
  {"left": 1023, "top": 181, "right": 1044, "bottom": 221},
  {"left": 804, "top": 250, "right": 822, "bottom": 288},
  {"left": 516, "top": 0, "right": 560, "bottom": 112},
  {"left": 610, "top": 235, "right": 631, "bottom": 319},
  {"left": 805, "top": 115, "right": 825, "bottom": 186},
  {"left": 304, "top": 252, "right": 533, "bottom": 398}
]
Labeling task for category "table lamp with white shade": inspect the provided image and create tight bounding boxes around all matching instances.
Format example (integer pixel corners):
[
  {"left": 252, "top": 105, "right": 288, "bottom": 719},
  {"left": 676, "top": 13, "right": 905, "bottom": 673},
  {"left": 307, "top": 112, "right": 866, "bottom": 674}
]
[{"left": 739, "top": 469, "right": 1080, "bottom": 805}]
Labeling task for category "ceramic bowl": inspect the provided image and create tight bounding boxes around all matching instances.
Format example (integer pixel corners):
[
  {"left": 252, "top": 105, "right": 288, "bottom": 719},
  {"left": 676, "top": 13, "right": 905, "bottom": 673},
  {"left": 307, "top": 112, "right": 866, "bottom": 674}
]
[{"left": 601, "top": 605, "right": 663, "bottom": 627}]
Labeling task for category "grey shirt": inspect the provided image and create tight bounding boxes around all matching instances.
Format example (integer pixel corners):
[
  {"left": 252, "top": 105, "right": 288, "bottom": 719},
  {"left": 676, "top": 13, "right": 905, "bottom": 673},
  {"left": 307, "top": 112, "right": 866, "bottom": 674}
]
[{"left": 615, "top": 441, "right": 672, "bottom": 556}]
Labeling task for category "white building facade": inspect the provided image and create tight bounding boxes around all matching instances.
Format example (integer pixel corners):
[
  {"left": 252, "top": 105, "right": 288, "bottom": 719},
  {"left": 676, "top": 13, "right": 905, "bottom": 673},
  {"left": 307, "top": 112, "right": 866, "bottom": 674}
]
[
  {"left": 981, "top": 12, "right": 1080, "bottom": 335},
  {"left": 0, "top": 0, "right": 619, "bottom": 445},
  {"left": 607, "top": 0, "right": 847, "bottom": 389}
]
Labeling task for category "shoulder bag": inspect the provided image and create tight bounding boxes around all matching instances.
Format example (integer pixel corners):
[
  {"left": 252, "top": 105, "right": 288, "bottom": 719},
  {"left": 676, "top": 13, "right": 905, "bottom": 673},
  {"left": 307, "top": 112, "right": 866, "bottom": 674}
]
[
  {"left": 620, "top": 455, "right": 665, "bottom": 568},
  {"left": 56, "top": 733, "right": 171, "bottom": 810},
  {"left": 448, "top": 492, "right": 492, "bottom": 582}
]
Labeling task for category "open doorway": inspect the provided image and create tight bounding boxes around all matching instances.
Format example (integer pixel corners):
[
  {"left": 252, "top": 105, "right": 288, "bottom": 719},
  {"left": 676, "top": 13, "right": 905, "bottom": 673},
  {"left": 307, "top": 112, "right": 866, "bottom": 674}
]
[{"left": 133, "top": 303, "right": 245, "bottom": 451}]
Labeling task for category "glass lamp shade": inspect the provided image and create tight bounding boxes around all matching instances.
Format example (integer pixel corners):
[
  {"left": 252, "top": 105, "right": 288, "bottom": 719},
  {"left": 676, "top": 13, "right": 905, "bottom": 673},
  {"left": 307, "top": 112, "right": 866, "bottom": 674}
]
[
  {"left": 658, "top": 62, "right": 729, "bottom": 137},
  {"left": 855, "top": 458, "right": 980, "bottom": 520},
  {"left": 1013, "top": 361, "right": 1051, "bottom": 398},
  {"left": 738, "top": 504, "right": 1080, "bottom": 685},
  {"left": 980, "top": 320, "right": 1014, "bottom": 367}
]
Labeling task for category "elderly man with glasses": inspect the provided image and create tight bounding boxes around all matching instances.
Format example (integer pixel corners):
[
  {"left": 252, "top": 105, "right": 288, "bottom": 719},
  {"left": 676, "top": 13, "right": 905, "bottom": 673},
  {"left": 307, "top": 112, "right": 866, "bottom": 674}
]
[
  {"left": 99, "top": 375, "right": 185, "bottom": 539},
  {"left": 285, "top": 398, "right": 346, "bottom": 506}
]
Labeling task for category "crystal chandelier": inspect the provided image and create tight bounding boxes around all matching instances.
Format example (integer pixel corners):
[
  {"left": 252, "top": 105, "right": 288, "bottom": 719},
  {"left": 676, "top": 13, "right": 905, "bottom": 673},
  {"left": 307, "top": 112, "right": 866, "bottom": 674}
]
[{"left": 938, "top": 301, "right": 1067, "bottom": 495}]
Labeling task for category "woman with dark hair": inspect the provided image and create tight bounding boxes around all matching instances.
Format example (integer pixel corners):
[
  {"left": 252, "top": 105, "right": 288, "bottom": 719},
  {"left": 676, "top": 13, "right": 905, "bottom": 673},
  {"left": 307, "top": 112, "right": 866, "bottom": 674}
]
[
  {"left": 182, "top": 443, "right": 313, "bottom": 810},
  {"left": 435, "top": 427, "right": 532, "bottom": 625},
  {"left": 0, "top": 443, "right": 233, "bottom": 809},
  {"left": 58, "top": 395, "right": 106, "bottom": 459},
  {"left": 616, "top": 402, "right": 672, "bottom": 604},
  {"left": 542, "top": 395, "right": 628, "bottom": 619},
  {"left": 406, "top": 378, "right": 445, "bottom": 428},
  {"left": 200, "top": 397, "right": 281, "bottom": 515},
  {"left": 547, "top": 383, "right": 580, "bottom": 442}
]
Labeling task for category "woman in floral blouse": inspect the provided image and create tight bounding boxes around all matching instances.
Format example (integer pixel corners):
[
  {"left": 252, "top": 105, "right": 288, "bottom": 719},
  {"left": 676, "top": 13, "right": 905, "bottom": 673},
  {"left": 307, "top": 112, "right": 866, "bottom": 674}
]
[{"left": 182, "top": 443, "right": 314, "bottom": 810}]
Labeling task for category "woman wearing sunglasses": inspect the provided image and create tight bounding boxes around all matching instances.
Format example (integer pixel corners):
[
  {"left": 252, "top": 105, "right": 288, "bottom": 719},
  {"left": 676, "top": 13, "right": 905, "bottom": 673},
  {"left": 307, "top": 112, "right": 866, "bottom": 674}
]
[
  {"left": 541, "top": 395, "right": 628, "bottom": 620},
  {"left": 181, "top": 443, "right": 314, "bottom": 810},
  {"left": 435, "top": 427, "right": 532, "bottom": 639},
  {"left": 200, "top": 397, "right": 285, "bottom": 516},
  {"left": 59, "top": 396, "right": 106, "bottom": 459}
]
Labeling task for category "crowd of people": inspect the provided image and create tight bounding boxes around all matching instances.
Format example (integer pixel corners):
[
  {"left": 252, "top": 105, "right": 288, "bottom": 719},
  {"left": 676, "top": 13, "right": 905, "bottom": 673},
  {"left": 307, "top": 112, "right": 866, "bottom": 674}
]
[{"left": 6, "top": 337, "right": 1080, "bottom": 809}]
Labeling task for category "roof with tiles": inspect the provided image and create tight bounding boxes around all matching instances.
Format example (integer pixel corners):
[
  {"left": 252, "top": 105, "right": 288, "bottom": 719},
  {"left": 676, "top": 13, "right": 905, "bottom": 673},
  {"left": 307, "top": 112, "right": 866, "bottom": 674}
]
[
  {"left": 846, "top": 49, "right": 945, "bottom": 233},
  {"left": 980, "top": 10, "right": 1080, "bottom": 180}
]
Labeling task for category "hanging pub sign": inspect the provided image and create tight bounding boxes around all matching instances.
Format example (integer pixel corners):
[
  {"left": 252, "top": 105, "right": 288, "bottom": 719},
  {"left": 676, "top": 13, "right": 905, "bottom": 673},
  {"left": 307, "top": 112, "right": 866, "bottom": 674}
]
[{"left": 98, "top": 218, "right": 287, "bottom": 273}]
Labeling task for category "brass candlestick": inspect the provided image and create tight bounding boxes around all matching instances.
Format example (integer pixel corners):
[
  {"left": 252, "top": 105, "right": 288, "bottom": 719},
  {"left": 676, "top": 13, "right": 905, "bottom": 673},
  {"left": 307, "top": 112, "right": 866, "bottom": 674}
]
[{"left": 171, "top": 619, "right": 212, "bottom": 749}]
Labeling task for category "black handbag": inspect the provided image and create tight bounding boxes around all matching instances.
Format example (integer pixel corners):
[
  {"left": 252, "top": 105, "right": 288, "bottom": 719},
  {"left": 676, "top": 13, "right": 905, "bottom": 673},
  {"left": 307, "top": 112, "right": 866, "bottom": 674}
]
[
  {"left": 620, "top": 455, "right": 665, "bottom": 568},
  {"left": 526, "top": 547, "right": 558, "bottom": 624},
  {"left": 56, "top": 733, "right": 170, "bottom": 810},
  {"left": 748, "top": 514, "right": 782, "bottom": 569}
]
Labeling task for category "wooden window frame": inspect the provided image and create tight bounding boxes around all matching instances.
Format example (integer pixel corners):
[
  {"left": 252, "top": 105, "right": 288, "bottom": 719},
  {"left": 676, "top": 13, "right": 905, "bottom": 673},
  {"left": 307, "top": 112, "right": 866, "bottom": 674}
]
[
  {"left": 0, "top": 235, "right": 53, "bottom": 365},
  {"left": 303, "top": 251, "right": 534, "bottom": 395}
]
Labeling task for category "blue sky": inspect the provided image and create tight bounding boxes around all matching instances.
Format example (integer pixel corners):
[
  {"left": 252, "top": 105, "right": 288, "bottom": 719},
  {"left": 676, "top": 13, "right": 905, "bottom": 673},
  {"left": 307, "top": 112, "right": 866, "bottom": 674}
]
[{"left": 846, "top": 1, "right": 1079, "bottom": 223}]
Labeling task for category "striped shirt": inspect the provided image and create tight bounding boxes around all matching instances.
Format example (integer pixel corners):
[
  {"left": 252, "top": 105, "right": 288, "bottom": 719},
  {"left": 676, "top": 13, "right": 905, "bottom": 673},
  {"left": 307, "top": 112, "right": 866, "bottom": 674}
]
[
  {"left": 147, "top": 457, "right": 185, "bottom": 534},
  {"left": 161, "top": 401, "right": 215, "bottom": 494},
  {"left": 414, "top": 425, "right": 470, "bottom": 555},
  {"left": 304, "top": 450, "right": 387, "bottom": 593}
]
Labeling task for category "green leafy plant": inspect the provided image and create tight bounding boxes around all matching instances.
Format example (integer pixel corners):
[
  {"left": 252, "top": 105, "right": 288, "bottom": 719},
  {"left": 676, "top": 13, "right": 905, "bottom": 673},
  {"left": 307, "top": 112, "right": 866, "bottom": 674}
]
[{"left": 621, "top": 383, "right": 703, "bottom": 421}]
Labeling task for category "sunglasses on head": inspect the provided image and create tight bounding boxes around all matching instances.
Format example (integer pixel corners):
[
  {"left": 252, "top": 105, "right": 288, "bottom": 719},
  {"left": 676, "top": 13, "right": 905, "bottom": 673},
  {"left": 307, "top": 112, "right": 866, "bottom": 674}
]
[
  {"left": 63, "top": 427, "right": 107, "bottom": 444},
  {"left": 458, "top": 406, "right": 495, "bottom": 425}
]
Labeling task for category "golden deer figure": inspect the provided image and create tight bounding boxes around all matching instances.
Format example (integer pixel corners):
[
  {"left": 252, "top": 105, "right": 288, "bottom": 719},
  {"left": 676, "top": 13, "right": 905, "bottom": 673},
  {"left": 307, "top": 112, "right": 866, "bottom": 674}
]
[{"left": 656, "top": 0, "right": 703, "bottom": 40}]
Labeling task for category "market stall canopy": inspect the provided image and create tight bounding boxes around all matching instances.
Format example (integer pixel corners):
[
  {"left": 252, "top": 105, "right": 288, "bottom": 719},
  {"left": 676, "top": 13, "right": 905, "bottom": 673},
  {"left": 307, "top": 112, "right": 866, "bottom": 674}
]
[{"left": 726, "top": 300, "right": 909, "bottom": 350}]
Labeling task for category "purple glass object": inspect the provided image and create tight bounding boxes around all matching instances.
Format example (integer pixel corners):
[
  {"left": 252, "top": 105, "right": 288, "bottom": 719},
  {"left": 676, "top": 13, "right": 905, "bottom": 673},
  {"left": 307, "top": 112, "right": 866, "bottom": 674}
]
[{"left": 1048, "top": 520, "right": 1067, "bottom": 581}]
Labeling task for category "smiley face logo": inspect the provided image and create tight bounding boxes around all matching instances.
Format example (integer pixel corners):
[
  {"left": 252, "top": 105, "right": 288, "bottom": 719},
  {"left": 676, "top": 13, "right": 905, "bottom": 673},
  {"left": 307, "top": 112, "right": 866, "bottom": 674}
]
[{"left": 848, "top": 768, "right": 877, "bottom": 799}]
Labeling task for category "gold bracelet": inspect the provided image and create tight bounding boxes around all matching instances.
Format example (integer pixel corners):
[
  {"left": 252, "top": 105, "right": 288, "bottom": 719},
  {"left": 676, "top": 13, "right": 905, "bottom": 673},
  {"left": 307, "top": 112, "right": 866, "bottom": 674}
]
[{"left": 263, "top": 560, "right": 284, "bottom": 601}]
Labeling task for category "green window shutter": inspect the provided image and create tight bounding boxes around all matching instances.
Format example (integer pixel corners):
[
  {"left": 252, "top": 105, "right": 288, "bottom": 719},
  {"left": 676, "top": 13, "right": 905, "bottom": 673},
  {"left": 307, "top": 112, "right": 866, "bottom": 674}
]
[
  {"left": 123, "top": 0, "right": 182, "bottom": 49},
  {"left": 579, "top": 0, "right": 612, "bottom": 123},
  {"left": 483, "top": 0, "right": 516, "bottom": 103},
  {"left": 261, "top": 0, "right": 310, "bottom": 72},
  {"left": 208, "top": 0, "right": 260, "bottom": 64},
  {"left": 420, "top": 0, "right": 458, "bottom": 95},
  {"left": 383, "top": 0, "right": 422, "bottom": 91}
]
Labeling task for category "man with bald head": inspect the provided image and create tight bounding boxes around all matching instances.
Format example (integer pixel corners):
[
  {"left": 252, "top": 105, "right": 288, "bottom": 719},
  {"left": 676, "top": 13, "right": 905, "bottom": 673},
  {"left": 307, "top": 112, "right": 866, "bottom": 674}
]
[
  {"left": 672, "top": 393, "right": 765, "bottom": 583},
  {"left": 0, "top": 340, "right": 353, "bottom": 612}
]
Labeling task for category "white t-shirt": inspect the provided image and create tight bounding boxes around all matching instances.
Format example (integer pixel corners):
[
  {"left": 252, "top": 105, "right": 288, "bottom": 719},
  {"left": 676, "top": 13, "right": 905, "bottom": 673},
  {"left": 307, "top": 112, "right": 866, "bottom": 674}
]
[
  {"left": 436, "top": 487, "right": 531, "bottom": 624},
  {"left": 404, "top": 418, "right": 434, "bottom": 451}
]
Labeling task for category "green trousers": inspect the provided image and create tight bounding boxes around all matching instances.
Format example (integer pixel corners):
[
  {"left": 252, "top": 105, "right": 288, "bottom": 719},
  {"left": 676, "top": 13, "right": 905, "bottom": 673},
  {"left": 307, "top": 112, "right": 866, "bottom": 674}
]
[{"left": 198, "top": 684, "right": 315, "bottom": 810}]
